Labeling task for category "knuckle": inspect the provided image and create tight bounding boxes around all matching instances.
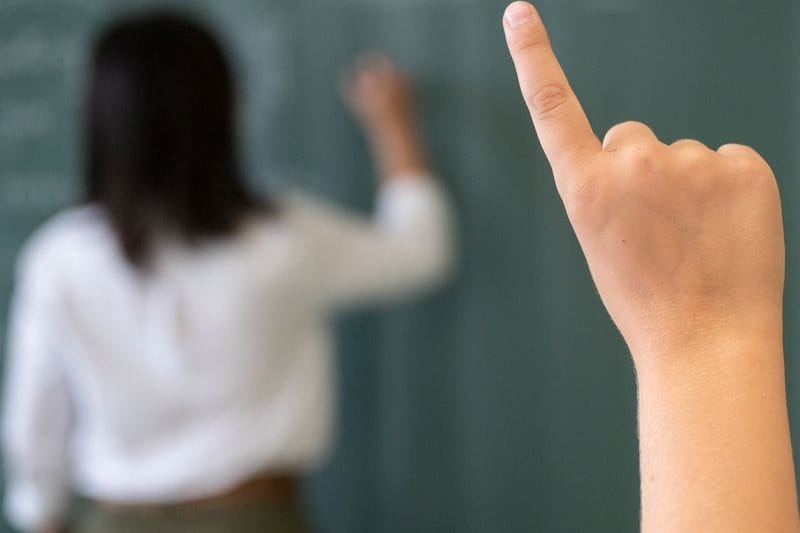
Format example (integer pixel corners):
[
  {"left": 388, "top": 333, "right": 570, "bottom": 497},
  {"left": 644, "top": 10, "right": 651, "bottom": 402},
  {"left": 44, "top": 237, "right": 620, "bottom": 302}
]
[
  {"left": 620, "top": 144, "right": 658, "bottom": 174},
  {"left": 675, "top": 145, "right": 710, "bottom": 174},
  {"left": 511, "top": 19, "right": 549, "bottom": 56},
  {"left": 670, "top": 139, "right": 703, "bottom": 149},
  {"left": 602, "top": 123, "right": 625, "bottom": 145},
  {"left": 605, "top": 121, "right": 633, "bottom": 138},
  {"left": 670, "top": 144, "right": 716, "bottom": 196},
  {"left": 603, "top": 121, "right": 653, "bottom": 150},
  {"left": 719, "top": 142, "right": 754, "bottom": 155},
  {"left": 512, "top": 27, "right": 548, "bottom": 54},
  {"left": 735, "top": 156, "right": 774, "bottom": 185},
  {"left": 526, "top": 83, "right": 570, "bottom": 121},
  {"left": 746, "top": 154, "right": 772, "bottom": 176},
  {"left": 718, "top": 143, "right": 773, "bottom": 175},
  {"left": 615, "top": 120, "right": 648, "bottom": 132}
]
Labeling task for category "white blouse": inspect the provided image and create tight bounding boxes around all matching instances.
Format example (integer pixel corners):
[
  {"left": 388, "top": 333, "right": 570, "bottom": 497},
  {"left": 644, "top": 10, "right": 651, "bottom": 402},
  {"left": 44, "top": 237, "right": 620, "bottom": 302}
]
[{"left": 2, "top": 176, "right": 454, "bottom": 531}]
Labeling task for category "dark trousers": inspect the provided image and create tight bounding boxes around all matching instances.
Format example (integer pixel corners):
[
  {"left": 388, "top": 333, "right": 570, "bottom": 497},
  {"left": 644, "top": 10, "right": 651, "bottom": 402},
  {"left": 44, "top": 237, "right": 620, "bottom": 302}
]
[{"left": 74, "top": 499, "right": 311, "bottom": 533}]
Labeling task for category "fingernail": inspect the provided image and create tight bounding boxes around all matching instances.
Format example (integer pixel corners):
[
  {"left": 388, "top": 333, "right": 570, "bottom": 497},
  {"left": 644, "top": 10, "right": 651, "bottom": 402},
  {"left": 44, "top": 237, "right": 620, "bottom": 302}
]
[{"left": 505, "top": 2, "right": 534, "bottom": 29}]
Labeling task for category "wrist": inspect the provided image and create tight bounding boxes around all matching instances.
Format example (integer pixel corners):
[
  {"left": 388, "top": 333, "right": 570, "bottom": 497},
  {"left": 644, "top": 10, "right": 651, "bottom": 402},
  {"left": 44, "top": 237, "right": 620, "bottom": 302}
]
[
  {"left": 626, "top": 302, "right": 783, "bottom": 375},
  {"left": 633, "top": 324, "right": 785, "bottom": 404},
  {"left": 363, "top": 113, "right": 416, "bottom": 141},
  {"left": 365, "top": 120, "right": 429, "bottom": 179},
  {"left": 634, "top": 324, "right": 784, "bottom": 395}
]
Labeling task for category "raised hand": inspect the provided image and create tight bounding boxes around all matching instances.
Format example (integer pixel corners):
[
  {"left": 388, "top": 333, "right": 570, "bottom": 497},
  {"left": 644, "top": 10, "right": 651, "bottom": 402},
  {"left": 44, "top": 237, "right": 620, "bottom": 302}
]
[
  {"left": 503, "top": 2, "right": 799, "bottom": 531},
  {"left": 341, "top": 55, "right": 428, "bottom": 180},
  {"left": 341, "top": 55, "right": 414, "bottom": 132},
  {"left": 504, "top": 1, "right": 783, "bottom": 361}
]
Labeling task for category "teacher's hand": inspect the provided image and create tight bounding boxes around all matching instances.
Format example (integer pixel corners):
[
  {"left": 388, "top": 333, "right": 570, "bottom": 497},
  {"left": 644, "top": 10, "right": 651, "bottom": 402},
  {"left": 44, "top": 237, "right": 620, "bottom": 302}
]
[{"left": 341, "top": 54, "right": 429, "bottom": 181}]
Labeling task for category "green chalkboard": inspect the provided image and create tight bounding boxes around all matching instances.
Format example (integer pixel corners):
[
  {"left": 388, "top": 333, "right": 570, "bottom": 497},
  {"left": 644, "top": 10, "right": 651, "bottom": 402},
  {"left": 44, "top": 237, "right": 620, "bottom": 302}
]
[{"left": 1, "top": 1, "right": 798, "bottom": 532}]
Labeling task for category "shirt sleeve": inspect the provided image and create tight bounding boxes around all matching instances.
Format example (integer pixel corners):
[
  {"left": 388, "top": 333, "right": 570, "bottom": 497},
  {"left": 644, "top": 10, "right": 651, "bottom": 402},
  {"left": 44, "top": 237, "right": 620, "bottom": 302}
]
[
  {"left": 294, "top": 174, "right": 456, "bottom": 309},
  {"left": 3, "top": 239, "right": 72, "bottom": 532}
]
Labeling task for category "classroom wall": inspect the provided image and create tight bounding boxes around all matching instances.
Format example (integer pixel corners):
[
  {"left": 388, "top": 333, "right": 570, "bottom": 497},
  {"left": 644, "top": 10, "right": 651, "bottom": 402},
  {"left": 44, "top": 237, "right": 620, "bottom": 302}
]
[{"left": 0, "top": 1, "right": 797, "bottom": 532}]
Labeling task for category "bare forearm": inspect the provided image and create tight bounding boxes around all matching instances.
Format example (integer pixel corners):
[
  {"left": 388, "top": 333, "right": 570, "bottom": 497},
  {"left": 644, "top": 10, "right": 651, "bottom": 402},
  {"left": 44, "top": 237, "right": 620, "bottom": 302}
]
[
  {"left": 636, "top": 328, "right": 799, "bottom": 532},
  {"left": 366, "top": 118, "right": 429, "bottom": 181}
]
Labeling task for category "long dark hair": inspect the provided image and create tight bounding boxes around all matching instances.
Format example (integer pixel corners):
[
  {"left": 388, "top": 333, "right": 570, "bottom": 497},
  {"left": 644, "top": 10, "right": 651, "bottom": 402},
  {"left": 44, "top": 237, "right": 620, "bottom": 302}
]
[{"left": 85, "top": 12, "right": 270, "bottom": 268}]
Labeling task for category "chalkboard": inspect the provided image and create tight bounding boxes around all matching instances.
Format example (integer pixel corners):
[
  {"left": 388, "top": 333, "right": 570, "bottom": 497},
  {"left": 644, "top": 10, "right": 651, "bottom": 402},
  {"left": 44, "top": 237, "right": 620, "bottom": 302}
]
[{"left": 1, "top": 1, "right": 798, "bottom": 532}]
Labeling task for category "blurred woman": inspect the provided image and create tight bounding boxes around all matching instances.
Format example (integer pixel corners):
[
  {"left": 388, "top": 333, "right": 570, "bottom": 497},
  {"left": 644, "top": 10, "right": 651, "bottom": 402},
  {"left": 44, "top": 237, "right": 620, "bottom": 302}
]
[{"left": 2, "top": 12, "right": 453, "bottom": 533}]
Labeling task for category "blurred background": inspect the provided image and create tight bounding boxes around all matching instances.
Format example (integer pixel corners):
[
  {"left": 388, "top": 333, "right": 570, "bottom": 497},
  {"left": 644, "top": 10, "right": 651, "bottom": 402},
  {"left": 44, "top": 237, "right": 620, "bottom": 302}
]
[{"left": 1, "top": 0, "right": 798, "bottom": 531}]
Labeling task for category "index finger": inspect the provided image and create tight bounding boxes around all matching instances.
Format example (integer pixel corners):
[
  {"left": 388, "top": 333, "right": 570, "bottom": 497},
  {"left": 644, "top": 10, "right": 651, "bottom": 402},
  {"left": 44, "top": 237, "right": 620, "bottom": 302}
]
[{"left": 504, "top": 2, "right": 601, "bottom": 180}]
